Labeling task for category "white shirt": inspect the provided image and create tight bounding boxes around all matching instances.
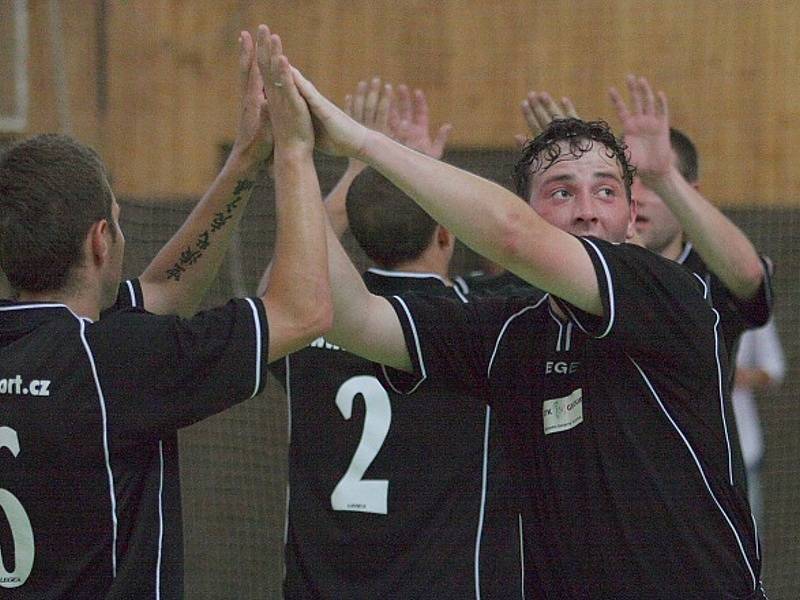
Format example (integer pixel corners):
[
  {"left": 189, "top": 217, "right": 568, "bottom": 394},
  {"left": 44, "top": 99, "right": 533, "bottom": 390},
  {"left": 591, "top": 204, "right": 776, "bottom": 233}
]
[{"left": 732, "top": 319, "right": 786, "bottom": 468}]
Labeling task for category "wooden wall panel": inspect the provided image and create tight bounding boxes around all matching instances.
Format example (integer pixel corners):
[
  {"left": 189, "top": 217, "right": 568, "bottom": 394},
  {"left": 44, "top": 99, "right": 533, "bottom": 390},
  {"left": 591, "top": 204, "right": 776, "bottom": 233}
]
[{"left": 16, "top": 0, "right": 800, "bottom": 205}]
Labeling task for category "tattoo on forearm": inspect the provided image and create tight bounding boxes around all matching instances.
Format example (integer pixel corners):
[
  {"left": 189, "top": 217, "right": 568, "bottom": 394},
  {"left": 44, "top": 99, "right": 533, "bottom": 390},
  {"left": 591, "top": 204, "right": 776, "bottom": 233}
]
[{"left": 166, "top": 178, "right": 254, "bottom": 281}]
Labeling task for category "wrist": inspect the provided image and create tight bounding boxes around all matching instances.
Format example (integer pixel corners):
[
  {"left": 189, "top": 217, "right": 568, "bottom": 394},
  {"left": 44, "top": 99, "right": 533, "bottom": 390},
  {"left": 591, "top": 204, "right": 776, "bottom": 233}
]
[
  {"left": 640, "top": 164, "right": 683, "bottom": 196},
  {"left": 224, "top": 146, "right": 262, "bottom": 176},
  {"left": 344, "top": 159, "right": 367, "bottom": 178},
  {"left": 273, "top": 141, "right": 314, "bottom": 163},
  {"left": 354, "top": 128, "right": 384, "bottom": 164}
]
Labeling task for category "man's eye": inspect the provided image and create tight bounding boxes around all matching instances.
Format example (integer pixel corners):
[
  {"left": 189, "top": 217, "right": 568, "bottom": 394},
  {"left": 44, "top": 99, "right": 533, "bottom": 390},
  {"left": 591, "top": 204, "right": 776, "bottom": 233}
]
[
  {"left": 598, "top": 187, "right": 616, "bottom": 198},
  {"left": 552, "top": 189, "right": 571, "bottom": 199}
]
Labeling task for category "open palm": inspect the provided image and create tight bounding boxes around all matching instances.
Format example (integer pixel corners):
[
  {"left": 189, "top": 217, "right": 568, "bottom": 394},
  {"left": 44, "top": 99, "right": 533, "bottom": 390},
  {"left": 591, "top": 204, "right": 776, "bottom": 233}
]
[{"left": 609, "top": 75, "right": 672, "bottom": 180}]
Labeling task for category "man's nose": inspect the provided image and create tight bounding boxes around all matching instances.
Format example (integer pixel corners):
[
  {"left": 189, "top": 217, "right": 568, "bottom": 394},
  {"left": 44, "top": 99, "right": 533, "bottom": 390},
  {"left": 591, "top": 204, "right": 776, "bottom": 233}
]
[{"left": 574, "top": 193, "right": 598, "bottom": 222}]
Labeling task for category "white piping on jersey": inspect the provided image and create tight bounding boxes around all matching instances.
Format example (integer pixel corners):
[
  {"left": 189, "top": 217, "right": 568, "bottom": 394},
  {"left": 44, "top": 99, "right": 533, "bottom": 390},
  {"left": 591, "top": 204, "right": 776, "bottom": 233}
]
[
  {"left": 368, "top": 268, "right": 470, "bottom": 301},
  {"left": 712, "top": 309, "right": 734, "bottom": 486},
  {"left": 487, "top": 295, "right": 549, "bottom": 378},
  {"left": 379, "top": 273, "right": 469, "bottom": 392},
  {"left": 283, "top": 356, "right": 292, "bottom": 551},
  {"left": 454, "top": 276, "right": 470, "bottom": 295},
  {"left": 285, "top": 356, "right": 293, "bottom": 441},
  {"left": 691, "top": 274, "right": 735, "bottom": 485},
  {"left": 676, "top": 242, "right": 693, "bottom": 265},
  {"left": 244, "top": 298, "right": 263, "bottom": 398},
  {"left": 751, "top": 513, "right": 760, "bottom": 561},
  {"left": 128, "top": 285, "right": 167, "bottom": 594},
  {"left": 473, "top": 406, "right": 491, "bottom": 600},
  {"left": 128, "top": 288, "right": 166, "bottom": 594},
  {"left": 77, "top": 317, "right": 118, "bottom": 577},
  {"left": 155, "top": 441, "right": 164, "bottom": 600},
  {"left": 547, "top": 307, "right": 573, "bottom": 352},
  {"left": 0, "top": 302, "right": 73, "bottom": 312},
  {"left": 382, "top": 296, "right": 428, "bottom": 395},
  {"left": 692, "top": 272, "right": 710, "bottom": 300},
  {"left": 125, "top": 280, "right": 137, "bottom": 307},
  {"left": 518, "top": 513, "right": 525, "bottom": 600},
  {"left": 548, "top": 309, "right": 564, "bottom": 351},
  {"left": 629, "top": 358, "right": 757, "bottom": 591},
  {"left": 367, "top": 267, "right": 449, "bottom": 284},
  {"left": 579, "top": 239, "right": 615, "bottom": 338}
]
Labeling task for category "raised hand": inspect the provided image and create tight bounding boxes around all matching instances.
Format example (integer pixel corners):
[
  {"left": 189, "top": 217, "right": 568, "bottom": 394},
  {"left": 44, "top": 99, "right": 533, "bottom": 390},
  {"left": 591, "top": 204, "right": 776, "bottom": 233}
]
[
  {"left": 341, "top": 77, "right": 394, "bottom": 176},
  {"left": 514, "top": 91, "right": 579, "bottom": 147},
  {"left": 345, "top": 77, "right": 394, "bottom": 137},
  {"left": 389, "top": 85, "right": 452, "bottom": 159},
  {"left": 292, "top": 67, "right": 376, "bottom": 158},
  {"left": 230, "top": 30, "right": 273, "bottom": 165},
  {"left": 255, "top": 25, "right": 314, "bottom": 152},
  {"left": 609, "top": 75, "right": 672, "bottom": 182}
]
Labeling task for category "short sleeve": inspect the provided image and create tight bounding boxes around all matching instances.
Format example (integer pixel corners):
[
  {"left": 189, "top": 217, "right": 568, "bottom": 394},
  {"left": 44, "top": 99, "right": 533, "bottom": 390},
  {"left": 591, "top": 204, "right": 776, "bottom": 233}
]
[
  {"left": 100, "top": 279, "right": 144, "bottom": 317},
  {"left": 712, "top": 256, "right": 774, "bottom": 350},
  {"left": 268, "top": 354, "right": 288, "bottom": 388},
  {"left": 88, "top": 297, "right": 269, "bottom": 439},
  {"left": 553, "top": 237, "right": 719, "bottom": 368},
  {"left": 381, "top": 292, "right": 519, "bottom": 398}
]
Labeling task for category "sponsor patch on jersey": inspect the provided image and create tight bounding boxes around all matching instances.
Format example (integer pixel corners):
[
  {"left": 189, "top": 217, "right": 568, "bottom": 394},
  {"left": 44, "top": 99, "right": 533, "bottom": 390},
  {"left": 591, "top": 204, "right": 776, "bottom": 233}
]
[{"left": 542, "top": 388, "right": 583, "bottom": 435}]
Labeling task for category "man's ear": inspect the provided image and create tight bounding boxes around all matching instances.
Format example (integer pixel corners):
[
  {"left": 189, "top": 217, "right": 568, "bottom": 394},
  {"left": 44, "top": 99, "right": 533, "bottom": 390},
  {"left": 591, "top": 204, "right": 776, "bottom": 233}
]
[
  {"left": 436, "top": 225, "right": 453, "bottom": 248},
  {"left": 88, "top": 219, "right": 110, "bottom": 266}
]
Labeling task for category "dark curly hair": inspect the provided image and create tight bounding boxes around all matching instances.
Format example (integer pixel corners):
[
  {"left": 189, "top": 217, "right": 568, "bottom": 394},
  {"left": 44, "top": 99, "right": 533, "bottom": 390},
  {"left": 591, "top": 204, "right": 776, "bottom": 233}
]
[{"left": 513, "top": 118, "right": 636, "bottom": 202}]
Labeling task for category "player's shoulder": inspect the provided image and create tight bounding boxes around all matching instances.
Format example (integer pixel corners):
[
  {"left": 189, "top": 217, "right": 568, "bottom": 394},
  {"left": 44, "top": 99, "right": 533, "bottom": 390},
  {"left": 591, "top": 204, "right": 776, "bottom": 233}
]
[
  {"left": 585, "top": 237, "right": 704, "bottom": 286},
  {"left": 395, "top": 287, "right": 549, "bottom": 332},
  {"left": 87, "top": 306, "right": 180, "bottom": 350}
]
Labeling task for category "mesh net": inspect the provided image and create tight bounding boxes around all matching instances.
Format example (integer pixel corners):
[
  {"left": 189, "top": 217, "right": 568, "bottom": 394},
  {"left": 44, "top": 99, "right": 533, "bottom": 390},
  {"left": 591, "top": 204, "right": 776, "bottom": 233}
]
[{"left": 117, "top": 150, "right": 800, "bottom": 599}]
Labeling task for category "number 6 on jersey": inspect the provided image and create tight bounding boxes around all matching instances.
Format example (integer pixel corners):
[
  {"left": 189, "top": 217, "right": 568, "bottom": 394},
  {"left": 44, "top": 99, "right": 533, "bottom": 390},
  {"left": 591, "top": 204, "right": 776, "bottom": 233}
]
[
  {"left": 330, "top": 376, "right": 392, "bottom": 515},
  {"left": 0, "top": 426, "right": 35, "bottom": 588}
]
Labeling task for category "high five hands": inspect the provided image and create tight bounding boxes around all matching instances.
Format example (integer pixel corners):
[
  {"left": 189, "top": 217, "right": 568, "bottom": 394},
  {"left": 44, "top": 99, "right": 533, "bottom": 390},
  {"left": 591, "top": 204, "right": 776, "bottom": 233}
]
[{"left": 254, "top": 25, "right": 314, "bottom": 154}]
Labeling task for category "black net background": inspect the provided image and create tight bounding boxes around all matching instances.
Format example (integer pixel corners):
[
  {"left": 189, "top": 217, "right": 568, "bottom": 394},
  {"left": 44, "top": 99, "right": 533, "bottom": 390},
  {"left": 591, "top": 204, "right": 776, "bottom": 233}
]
[{"left": 117, "top": 150, "right": 799, "bottom": 599}]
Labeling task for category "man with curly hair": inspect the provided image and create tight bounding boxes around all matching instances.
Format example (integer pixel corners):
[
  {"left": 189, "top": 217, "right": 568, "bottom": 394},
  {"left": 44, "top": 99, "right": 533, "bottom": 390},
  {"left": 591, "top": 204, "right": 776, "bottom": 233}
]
[{"left": 268, "top": 40, "right": 766, "bottom": 597}]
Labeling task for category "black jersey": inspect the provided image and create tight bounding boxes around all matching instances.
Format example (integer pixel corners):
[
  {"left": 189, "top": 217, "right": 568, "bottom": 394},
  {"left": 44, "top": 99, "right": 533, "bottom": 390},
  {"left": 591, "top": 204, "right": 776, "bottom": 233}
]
[
  {"left": 271, "top": 268, "right": 521, "bottom": 599},
  {"left": 0, "top": 280, "right": 268, "bottom": 599},
  {"left": 456, "top": 270, "right": 536, "bottom": 297},
  {"left": 384, "top": 239, "right": 764, "bottom": 599},
  {"left": 677, "top": 242, "right": 773, "bottom": 360}
]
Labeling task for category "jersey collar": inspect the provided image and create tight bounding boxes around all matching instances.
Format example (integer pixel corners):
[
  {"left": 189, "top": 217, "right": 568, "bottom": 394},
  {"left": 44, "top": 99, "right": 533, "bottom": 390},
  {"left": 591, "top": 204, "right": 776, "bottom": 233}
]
[
  {"left": 676, "top": 242, "right": 694, "bottom": 265},
  {"left": 365, "top": 267, "right": 450, "bottom": 286}
]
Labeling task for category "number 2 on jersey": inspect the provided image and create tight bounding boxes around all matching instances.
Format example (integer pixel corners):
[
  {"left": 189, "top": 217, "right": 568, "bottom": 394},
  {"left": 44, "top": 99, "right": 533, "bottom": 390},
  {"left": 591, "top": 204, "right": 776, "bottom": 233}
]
[
  {"left": 0, "top": 426, "right": 35, "bottom": 588},
  {"left": 330, "top": 376, "right": 392, "bottom": 515}
]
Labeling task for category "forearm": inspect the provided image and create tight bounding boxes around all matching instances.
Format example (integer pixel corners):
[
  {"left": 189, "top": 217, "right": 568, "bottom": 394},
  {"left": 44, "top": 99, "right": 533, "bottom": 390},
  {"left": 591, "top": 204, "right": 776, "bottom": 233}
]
[
  {"left": 356, "top": 132, "right": 601, "bottom": 313},
  {"left": 358, "top": 132, "right": 530, "bottom": 266},
  {"left": 324, "top": 215, "right": 411, "bottom": 371},
  {"left": 649, "top": 168, "right": 765, "bottom": 299},
  {"left": 256, "top": 160, "right": 355, "bottom": 300},
  {"left": 324, "top": 163, "right": 364, "bottom": 239},
  {"left": 263, "top": 147, "right": 332, "bottom": 359},
  {"left": 139, "top": 151, "right": 261, "bottom": 316}
]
